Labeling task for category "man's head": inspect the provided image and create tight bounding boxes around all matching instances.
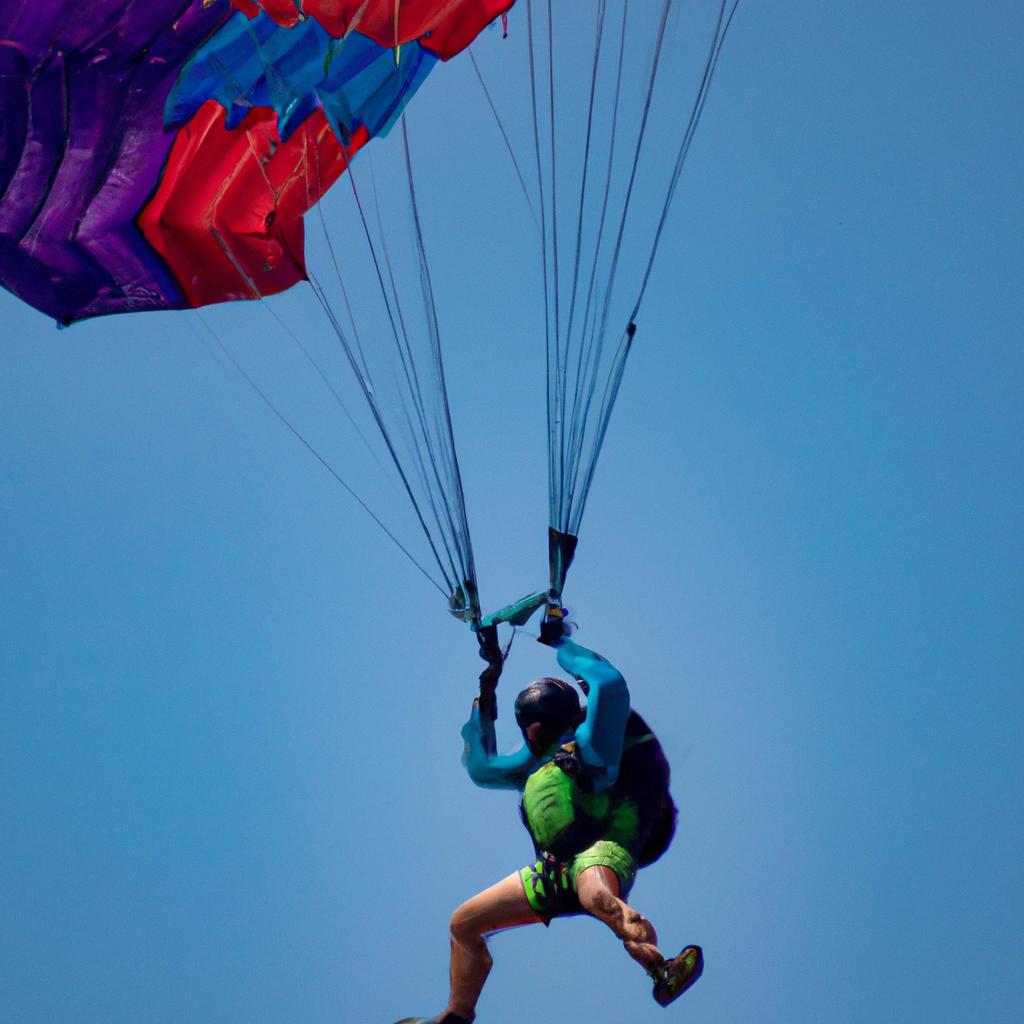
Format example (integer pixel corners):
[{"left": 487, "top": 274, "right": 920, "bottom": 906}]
[{"left": 514, "top": 676, "right": 583, "bottom": 754}]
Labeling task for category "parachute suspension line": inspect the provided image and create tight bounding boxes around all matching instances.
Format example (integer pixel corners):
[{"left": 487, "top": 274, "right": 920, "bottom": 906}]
[
  {"left": 304, "top": 266, "right": 463, "bottom": 603},
  {"left": 561, "top": 0, "right": 625, "bottom": 533},
  {"left": 542, "top": 0, "right": 589, "bottom": 543},
  {"left": 543, "top": 0, "right": 569, "bottom": 534},
  {"left": 570, "top": 320, "right": 636, "bottom": 534},
  {"left": 400, "top": 116, "right": 480, "bottom": 612},
  {"left": 305, "top": 260, "right": 465, "bottom": 607},
  {"left": 561, "top": 0, "right": 672, "bottom": 534},
  {"left": 561, "top": 0, "right": 608, "bottom": 385},
  {"left": 563, "top": 2, "right": 626, "bottom": 476},
  {"left": 317, "top": 154, "right": 464, "bottom": 598},
  {"left": 467, "top": 48, "right": 539, "bottom": 230},
  {"left": 524, "top": 0, "right": 558, "bottom": 535},
  {"left": 361, "top": 156, "right": 443, "bottom": 492},
  {"left": 189, "top": 313, "right": 446, "bottom": 598},
  {"left": 527, "top": 1, "right": 659, "bottom": 539},
  {"left": 309, "top": 147, "right": 376, "bottom": 382},
  {"left": 210, "top": 226, "right": 264, "bottom": 302},
  {"left": 544, "top": 0, "right": 562, "bottom": 404},
  {"left": 190, "top": 152, "right": 437, "bottom": 584},
  {"left": 565, "top": 0, "right": 741, "bottom": 534},
  {"left": 212, "top": 206, "right": 385, "bottom": 474},
  {"left": 259, "top": 294, "right": 387, "bottom": 472},
  {"left": 588, "top": 0, "right": 672, "bottom": 362},
  {"left": 307, "top": 126, "right": 480, "bottom": 619},
  {"left": 361, "top": 143, "right": 475, "bottom": 609},
  {"left": 629, "top": 0, "right": 742, "bottom": 321},
  {"left": 307, "top": 241, "right": 461, "bottom": 600}
]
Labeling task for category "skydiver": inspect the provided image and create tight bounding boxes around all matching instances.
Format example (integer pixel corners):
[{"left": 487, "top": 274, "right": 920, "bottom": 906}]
[{"left": 396, "top": 614, "right": 701, "bottom": 1024}]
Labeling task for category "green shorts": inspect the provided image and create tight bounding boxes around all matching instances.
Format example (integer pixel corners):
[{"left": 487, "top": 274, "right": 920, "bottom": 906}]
[{"left": 519, "top": 840, "right": 637, "bottom": 922}]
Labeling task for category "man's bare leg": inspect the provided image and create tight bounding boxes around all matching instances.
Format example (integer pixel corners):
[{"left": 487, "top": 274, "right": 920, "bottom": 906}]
[
  {"left": 442, "top": 871, "right": 545, "bottom": 1022},
  {"left": 575, "top": 864, "right": 664, "bottom": 973},
  {"left": 575, "top": 865, "right": 703, "bottom": 1006}
]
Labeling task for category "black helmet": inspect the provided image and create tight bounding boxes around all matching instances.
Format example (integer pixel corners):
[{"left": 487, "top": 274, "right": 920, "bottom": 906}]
[{"left": 514, "top": 677, "right": 581, "bottom": 737}]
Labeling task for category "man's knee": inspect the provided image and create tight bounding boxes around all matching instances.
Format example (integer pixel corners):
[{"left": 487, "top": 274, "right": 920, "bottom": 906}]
[
  {"left": 578, "top": 882, "right": 621, "bottom": 921},
  {"left": 449, "top": 903, "right": 488, "bottom": 953},
  {"left": 576, "top": 865, "right": 621, "bottom": 911}
]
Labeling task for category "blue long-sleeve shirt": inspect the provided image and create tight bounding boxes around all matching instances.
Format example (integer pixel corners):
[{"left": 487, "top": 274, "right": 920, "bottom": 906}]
[{"left": 461, "top": 637, "right": 630, "bottom": 794}]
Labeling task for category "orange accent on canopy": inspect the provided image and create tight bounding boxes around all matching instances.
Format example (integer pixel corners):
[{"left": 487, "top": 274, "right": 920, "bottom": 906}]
[{"left": 138, "top": 100, "right": 368, "bottom": 309}]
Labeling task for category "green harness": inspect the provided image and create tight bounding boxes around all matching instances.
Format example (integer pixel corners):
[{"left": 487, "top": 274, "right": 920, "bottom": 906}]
[{"left": 520, "top": 738, "right": 650, "bottom": 859}]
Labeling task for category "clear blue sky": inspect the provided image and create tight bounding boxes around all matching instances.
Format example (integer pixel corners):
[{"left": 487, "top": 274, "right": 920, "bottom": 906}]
[{"left": 2, "top": 3, "right": 1022, "bottom": 1022}]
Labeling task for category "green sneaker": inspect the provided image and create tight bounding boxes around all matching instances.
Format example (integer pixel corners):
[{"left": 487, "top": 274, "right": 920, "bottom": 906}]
[{"left": 652, "top": 945, "right": 704, "bottom": 1007}]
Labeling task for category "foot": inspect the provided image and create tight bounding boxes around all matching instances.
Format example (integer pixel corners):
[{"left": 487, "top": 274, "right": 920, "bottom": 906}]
[{"left": 651, "top": 945, "right": 704, "bottom": 1007}]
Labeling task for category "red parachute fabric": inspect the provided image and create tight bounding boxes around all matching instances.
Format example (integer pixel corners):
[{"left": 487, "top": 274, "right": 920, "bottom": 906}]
[
  {"left": 139, "top": 102, "right": 368, "bottom": 308},
  {"left": 141, "top": 2, "right": 513, "bottom": 311},
  {"left": 231, "top": 0, "right": 300, "bottom": 26},
  {"left": 231, "top": 0, "right": 515, "bottom": 59}
]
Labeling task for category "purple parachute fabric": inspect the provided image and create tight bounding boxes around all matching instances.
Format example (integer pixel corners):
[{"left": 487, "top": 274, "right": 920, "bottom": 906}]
[{"left": 0, "top": 1, "right": 227, "bottom": 322}]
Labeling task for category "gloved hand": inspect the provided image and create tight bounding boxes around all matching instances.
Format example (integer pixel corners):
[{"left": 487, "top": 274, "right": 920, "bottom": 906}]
[
  {"left": 477, "top": 623, "right": 502, "bottom": 666},
  {"left": 476, "top": 623, "right": 502, "bottom": 721},
  {"left": 538, "top": 607, "right": 565, "bottom": 646}
]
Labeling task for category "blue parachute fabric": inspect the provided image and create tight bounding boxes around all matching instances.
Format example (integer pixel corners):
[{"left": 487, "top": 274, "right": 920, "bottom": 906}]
[
  {"left": 166, "top": 10, "right": 438, "bottom": 144},
  {"left": 325, "top": 38, "right": 437, "bottom": 139}
]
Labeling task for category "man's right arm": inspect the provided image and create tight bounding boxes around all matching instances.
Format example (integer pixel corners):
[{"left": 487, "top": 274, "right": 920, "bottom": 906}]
[
  {"left": 461, "top": 702, "right": 536, "bottom": 790},
  {"left": 550, "top": 636, "right": 630, "bottom": 792}
]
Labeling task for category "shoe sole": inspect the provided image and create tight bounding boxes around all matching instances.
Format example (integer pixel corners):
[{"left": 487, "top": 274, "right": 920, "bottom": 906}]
[{"left": 653, "top": 945, "right": 704, "bottom": 1007}]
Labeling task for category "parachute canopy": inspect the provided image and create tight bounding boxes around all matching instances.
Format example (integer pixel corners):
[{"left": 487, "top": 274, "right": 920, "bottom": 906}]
[
  {"left": 2, "top": 1, "right": 739, "bottom": 630},
  {"left": 0, "top": 0, "right": 511, "bottom": 324}
]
